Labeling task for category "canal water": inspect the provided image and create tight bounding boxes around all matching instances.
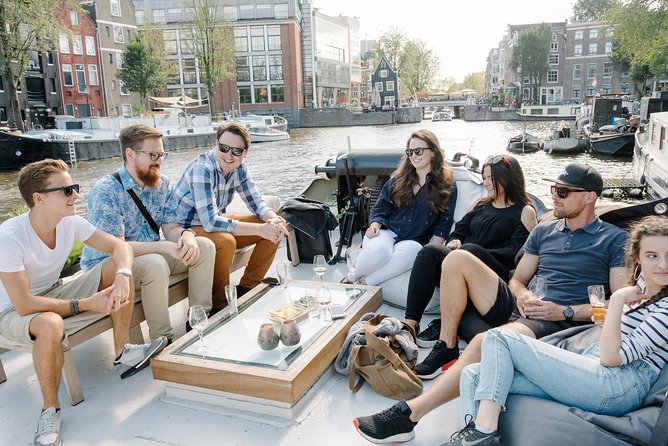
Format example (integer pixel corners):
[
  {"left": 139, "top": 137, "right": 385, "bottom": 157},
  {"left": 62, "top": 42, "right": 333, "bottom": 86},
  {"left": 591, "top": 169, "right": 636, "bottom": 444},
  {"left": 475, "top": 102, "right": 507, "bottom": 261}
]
[{"left": 0, "top": 119, "right": 636, "bottom": 222}]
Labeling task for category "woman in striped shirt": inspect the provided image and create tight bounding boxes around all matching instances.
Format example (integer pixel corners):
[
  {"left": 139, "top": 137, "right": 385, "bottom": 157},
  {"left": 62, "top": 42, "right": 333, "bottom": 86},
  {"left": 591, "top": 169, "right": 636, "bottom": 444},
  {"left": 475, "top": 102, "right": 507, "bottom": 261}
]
[{"left": 444, "top": 215, "right": 668, "bottom": 446}]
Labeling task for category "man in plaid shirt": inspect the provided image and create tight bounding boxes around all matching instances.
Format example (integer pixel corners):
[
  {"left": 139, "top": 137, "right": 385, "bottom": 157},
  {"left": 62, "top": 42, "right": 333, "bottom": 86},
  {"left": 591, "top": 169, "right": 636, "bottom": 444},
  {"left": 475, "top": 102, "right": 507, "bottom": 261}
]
[{"left": 174, "top": 122, "right": 287, "bottom": 311}]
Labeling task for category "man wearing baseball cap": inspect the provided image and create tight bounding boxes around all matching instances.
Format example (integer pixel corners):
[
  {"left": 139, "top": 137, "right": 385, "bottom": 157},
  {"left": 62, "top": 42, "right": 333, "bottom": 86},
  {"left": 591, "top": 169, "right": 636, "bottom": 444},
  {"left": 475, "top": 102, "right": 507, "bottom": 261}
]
[{"left": 354, "top": 162, "right": 629, "bottom": 445}]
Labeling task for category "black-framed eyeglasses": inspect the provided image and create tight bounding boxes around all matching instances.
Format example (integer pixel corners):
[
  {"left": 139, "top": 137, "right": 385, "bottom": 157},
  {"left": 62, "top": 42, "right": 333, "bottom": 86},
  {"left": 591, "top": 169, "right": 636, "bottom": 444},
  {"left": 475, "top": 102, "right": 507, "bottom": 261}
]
[
  {"left": 551, "top": 185, "right": 588, "bottom": 199},
  {"left": 485, "top": 155, "right": 510, "bottom": 167},
  {"left": 405, "top": 147, "right": 431, "bottom": 157},
  {"left": 37, "top": 184, "right": 80, "bottom": 196},
  {"left": 134, "top": 150, "right": 168, "bottom": 161},
  {"left": 218, "top": 143, "right": 246, "bottom": 157}
]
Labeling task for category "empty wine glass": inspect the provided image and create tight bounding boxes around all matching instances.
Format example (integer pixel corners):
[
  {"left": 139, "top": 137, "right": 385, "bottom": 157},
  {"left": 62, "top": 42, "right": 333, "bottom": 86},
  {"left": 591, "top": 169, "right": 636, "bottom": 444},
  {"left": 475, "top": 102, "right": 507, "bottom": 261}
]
[
  {"left": 317, "top": 287, "right": 333, "bottom": 324},
  {"left": 188, "top": 305, "right": 208, "bottom": 354},
  {"left": 313, "top": 255, "right": 327, "bottom": 287},
  {"left": 276, "top": 262, "right": 289, "bottom": 289},
  {"left": 346, "top": 246, "right": 362, "bottom": 297},
  {"left": 527, "top": 275, "right": 547, "bottom": 300}
]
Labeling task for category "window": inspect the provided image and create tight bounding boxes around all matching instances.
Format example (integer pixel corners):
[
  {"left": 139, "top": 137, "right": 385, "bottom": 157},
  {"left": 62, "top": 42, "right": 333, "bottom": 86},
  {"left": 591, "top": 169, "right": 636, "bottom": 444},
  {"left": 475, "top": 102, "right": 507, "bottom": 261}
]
[
  {"left": 587, "top": 86, "right": 596, "bottom": 95},
  {"left": 621, "top": 82, "right": 630, "bottom": 93},
  {"left": 573, "top": 64, "right": 582, "bottom": 80},
  {"left": 235, "top": 28, "right": 248, "bottom": 52},
  {"left": 267, "top": 25, "right": 281, "bottom": 51},
  {"left": 72, "top": 36, "right": 83, "bottom": 55},
  {"left": 111, "top": 80, "right": 116, "bottom": 91},
  {"left": 603, "top": 62, "right": 613, "bottom": 78},
  {"left": 180, "top": 29, "right": 194, "bottom": 55},
  {"left": 62, "top": 64, "right": 73, "bottom": 86},
  {"left": 275, "top": 3, "right": 288, "bottom": 18},
  {"left": 589, "top": 43, "right": 597, "bottom": 54},
  {"left": 59, "top": 33, "right": 70, "bottom": 54},
  {"left": 182, "top": 59, "right": 197, "bottom": 83},
  {"left": 85, "top": 36, "right": 96, "bottom": 56},
  {"left": 252, "top": 56, "right": 267, "bottom": 81},
  {"left": 380, "top": 69, "right": 387, "bottom": 78},
  {"left": 589, "top": 29, "right": 598, "bottom": 39},
  {"left": 70, "top": 11, "right": 78, "bottom": 26},
  {"left": 0, "top": 107, "right": 6, "bottom": 122},
  {"left": 250, "top": 26, "right": 264, "bottom": 52},
  {"left": 606, "top": 28, "right": 614, "bottom": 38},
  {"left": 65, "top": 104, "right": 74, "bottom": 115},
  {"left": 574, "top": 44, "right": 582, "bottom": 56},
  {"left": 236, "top": 56, "right": 250, "bottom": 82},
  {"left": 587, "top": 63, "right": 597, "bottom": 78},
  {"left": 108, "top": 53, "right": 113, "bottom": 64},
  {"left": 375, "top": 81, "right": 383, "bottom": 92},
  {"left": 239, "top": 87, "right": 252, "bottom": 104},
  {"left": 122, "top": 104, "right": 132, "bottom": 117},
  {"left": 152, "top": 9, "right": 166, "bottom": 24},
  {"left": 574, "top": 30, "right": 583, "bottom": 40},
  {"left": 550, "top": 42, "right": 558, "bottom": 52},
  {"left": 254, "top": 86, "right": 268, "bottom": 103},
  {"left": 547, "top": 70, "right": 558, "bottom": 83},
  {"left": 223, "top": 6, "right": 237, "bottom": 20},
  {"left": 75, "top": 64, "right": 86, "bottom": 92},
  {"left": 113, "top": 26, "right": 124, "bottom": 43},
  {"left": 163, "top": 30, "right": 177, "bottom": 55},
  {"left": 572, "top": 88, "right": 581, "bottom": 99},
  {"left": 605, "top": 42, "right": 612, "bottom": 54},
  {"left": 386, "top": 81, "right": 395, "bottom": 91},
  {"left": 88, "top": 65, "right": 99, "bottom": 85},
  {"left": 105, "top": 26, "right": 110, "bottom": 38},
  {"left": 549, "top": 54, "right": 559, "bottom": 65},
  {"left": 602, "top": 84, "right": 612, "bottom": 94},
  {"left": 0, "top": 77, "right": 3, "bottom": 91},
  {"left": 49, "top": 78, "right": 57, "bottom": 93},
  {"left": 270, "top": 84, "right": 284, "bottom": 102},
  {"left": 135, "top": 10, "right": 144, "bottom": 26},
  {"left": 47, "top": 52, "right": 54, "bottom": 65},
  {"left": 110, "top": 0, "right": 121, "bottom": 17},
  {"left": 119, "top": 81, "right": 129, "bottom": 95},
  {"left": 268, "top": 55, "right": 282, "bottom": 80}
]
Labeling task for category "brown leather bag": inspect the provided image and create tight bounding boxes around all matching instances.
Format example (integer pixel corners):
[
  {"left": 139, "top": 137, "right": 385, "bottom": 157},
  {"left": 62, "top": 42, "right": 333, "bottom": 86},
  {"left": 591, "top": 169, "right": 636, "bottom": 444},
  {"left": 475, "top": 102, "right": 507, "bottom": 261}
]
[{"left": 348, "top": 315, "right": 423, "bottom": 400}]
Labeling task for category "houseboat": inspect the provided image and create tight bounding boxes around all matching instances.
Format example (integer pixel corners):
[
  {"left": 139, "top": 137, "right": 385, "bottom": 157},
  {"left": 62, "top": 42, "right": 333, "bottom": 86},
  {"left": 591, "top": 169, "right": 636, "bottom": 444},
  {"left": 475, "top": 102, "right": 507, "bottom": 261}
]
[{"left": 634, "top": 111, "right": 668, "bottom": 199}]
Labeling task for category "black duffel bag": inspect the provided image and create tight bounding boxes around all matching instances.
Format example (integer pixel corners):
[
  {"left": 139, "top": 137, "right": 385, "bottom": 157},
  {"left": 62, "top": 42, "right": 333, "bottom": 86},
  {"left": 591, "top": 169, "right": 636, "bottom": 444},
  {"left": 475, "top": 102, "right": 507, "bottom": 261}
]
[{"left": 281, "top": 197, "right": 338, "bottom": 263}]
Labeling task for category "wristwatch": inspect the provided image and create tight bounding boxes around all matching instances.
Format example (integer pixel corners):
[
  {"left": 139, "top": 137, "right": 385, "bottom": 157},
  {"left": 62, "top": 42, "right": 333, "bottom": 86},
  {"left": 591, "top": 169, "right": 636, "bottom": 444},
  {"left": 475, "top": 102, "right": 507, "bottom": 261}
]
[
  {"left": 116, "top": 268, "right": 132, "bottom": 278},
  {"left": 181, "top": 228, "right": 196, "bottom": 237},
  {"left": 563, "top": 305, "right": 574, "bottom": 321}
]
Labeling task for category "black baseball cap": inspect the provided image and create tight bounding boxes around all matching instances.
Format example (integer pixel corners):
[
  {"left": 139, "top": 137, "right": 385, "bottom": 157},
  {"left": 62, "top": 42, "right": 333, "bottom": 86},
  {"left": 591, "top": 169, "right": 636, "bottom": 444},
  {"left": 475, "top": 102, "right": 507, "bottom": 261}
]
[{"left": 543, "top": 163, "right": 603, "bottom": 196}]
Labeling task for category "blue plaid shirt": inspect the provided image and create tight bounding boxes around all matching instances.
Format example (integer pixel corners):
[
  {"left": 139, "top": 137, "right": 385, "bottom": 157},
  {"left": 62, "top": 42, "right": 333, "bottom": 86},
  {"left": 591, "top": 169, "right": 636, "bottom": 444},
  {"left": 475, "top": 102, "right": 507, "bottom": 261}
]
[
  {"left": 81, "top": 166, "right": 179, "bottom": 270},
  {"left": 174, "top": 148, "right": 271, "bottom": 232}
]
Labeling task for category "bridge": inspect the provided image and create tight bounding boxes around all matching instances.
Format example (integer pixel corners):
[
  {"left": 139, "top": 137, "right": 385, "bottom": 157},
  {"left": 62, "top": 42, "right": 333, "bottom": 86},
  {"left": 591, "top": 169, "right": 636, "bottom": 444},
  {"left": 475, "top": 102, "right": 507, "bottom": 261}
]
[{"left": 417, "top": 99, "right": 468, "bottom": 108}]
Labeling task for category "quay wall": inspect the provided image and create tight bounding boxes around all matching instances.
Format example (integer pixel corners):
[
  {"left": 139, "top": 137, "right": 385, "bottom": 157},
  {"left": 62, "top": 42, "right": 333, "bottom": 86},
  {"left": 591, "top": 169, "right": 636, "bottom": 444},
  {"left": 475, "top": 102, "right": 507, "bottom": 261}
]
[
  {"left": 298, "top": 107, "right": 422, "bottom": 128},
  {"left": 462, "top": 105, "right": 519, "bottom": 121}
]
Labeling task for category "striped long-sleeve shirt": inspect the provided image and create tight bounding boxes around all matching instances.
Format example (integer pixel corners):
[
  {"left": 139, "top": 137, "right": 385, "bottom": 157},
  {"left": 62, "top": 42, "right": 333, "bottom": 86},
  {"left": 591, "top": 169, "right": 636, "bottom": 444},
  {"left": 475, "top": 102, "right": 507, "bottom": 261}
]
[
  {"left": 174, "top": 149, "right": 271, "bottom": 232},
  {"left": 620, "top": 297, "right": 668, "bottom": 375}
]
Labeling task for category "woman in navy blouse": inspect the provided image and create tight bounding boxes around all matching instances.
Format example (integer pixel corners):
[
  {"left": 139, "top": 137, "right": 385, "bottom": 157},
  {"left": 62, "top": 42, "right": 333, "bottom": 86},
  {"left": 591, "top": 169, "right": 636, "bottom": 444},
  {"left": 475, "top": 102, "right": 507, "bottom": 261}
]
[{"left": 344, "top": 129, "right": 457, "bottom": 286}]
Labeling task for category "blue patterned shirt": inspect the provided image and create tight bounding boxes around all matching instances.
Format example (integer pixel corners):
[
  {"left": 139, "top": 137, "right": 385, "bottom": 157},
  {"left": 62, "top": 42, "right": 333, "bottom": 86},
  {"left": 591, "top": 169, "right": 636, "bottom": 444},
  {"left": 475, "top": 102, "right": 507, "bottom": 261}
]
[
  {"left": 174, "top": 148, "right": 271, "bottom": 232},
  {"left": 81, "top": 166, "right": 179, "bottom": 270}
]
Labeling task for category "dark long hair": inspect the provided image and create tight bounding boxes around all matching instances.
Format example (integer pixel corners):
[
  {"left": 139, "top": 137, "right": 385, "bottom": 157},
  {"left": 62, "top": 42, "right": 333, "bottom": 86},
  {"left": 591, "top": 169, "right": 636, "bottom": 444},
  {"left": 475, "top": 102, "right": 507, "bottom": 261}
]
[
  {"left": 478, "top": 155, "right": 530, "bottom": 207},
  {"left": 391, "top": 129, "right": 454, "bottom": 212},
  {"left": 625, "top": 215, "right": 668, "bottom": 314}
]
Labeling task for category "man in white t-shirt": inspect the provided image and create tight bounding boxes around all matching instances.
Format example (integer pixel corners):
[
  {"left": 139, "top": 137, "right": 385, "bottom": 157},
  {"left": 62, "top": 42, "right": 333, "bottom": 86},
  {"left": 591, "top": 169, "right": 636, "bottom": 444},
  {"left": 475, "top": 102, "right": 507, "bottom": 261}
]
[{"left": 0, "top": 159, "right": 167, "bottom": 446}]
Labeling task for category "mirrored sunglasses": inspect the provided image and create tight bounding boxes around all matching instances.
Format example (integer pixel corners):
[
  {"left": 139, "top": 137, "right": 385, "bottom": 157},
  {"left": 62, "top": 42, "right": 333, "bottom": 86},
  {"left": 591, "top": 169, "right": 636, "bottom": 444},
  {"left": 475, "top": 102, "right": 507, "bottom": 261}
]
[
  {"left": 550, "top": 185, "right": 588, "bottom": 199},
  {"left": 485, "top": 155, "right": 510, "bottom": 167},
  {"left": 37, "top": 184, "right": 80, "bottom": 196},
  {"left": 405, "top": 147, "right": 430, "bottom": 157},
  {"left": 218, "top": 143, "right": 246, "bottom": 157}
]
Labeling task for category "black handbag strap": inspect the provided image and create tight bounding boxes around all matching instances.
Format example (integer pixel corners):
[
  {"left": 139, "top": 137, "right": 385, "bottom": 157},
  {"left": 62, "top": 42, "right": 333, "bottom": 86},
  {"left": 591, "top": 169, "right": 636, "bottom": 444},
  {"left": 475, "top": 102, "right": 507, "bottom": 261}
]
[{"left": 111, "top": 171, "right": 160, "bottom": 235}]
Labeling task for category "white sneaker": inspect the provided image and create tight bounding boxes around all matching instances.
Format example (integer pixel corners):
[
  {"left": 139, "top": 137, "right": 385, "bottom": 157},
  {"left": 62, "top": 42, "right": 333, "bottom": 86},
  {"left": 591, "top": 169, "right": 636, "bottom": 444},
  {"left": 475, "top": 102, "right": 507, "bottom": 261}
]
[
  {"left": 114, "top": 336, "right": 168, "bottom": 379},
  {"left": 34, "top": 407, "right": 61, "bottom": 446}
]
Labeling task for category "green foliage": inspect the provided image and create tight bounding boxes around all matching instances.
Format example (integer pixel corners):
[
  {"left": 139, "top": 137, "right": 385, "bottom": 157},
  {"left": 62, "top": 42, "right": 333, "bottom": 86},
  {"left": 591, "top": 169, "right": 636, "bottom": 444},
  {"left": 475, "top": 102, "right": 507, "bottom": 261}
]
[
  {"left": 571, "top": 0, "right": 613, "bottom": 22},
  {"left": 117, "top": 34, "right": 165, "bottom": 109},
  {"left": 62, "top": 240, "right": 84, "bottom": 271},
  {"left": 510, "top": 24, "right": 552, "bottom": 103},
  {"left": 377, "top": 27, "right": 406, "bottom": 72},
  {"left": 8, "top": 205, "right": 29, "bottom": 217}
]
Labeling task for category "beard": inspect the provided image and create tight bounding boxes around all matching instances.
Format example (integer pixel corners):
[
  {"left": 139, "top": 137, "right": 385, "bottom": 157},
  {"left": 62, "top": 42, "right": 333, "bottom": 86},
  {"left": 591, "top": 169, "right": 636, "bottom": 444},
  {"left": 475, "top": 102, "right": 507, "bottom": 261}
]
[
  {"left": 553, "top": 205, "right": 582, "bottom": 219},
  {"left": 136, "top": 164, "right": 162, "bottom": 188}
]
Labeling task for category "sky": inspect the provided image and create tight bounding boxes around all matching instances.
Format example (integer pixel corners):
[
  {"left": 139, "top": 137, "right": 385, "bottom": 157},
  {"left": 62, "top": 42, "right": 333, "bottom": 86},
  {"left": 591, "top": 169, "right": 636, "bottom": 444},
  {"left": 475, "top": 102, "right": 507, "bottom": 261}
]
[{"left": 315, "top": 0, "right": 576, "bottom": 82}]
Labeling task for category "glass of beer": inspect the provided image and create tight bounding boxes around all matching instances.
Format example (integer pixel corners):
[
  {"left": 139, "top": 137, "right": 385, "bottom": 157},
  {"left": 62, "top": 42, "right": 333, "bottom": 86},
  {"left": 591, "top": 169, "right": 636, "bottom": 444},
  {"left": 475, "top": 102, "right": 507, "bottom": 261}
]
[{"left": 588, "top": 284, "right": 606, "bottom": 323}]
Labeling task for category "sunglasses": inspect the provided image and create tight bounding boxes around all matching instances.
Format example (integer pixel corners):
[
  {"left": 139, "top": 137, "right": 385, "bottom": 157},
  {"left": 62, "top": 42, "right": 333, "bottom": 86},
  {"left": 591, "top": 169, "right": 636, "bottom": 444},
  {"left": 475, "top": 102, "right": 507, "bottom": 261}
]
[
  {"left": 134, "top": 150, "right": 168, "bottom": 161},
  {"left": 37, "top": 184, "right": 80, "bottom": 196},
  {"left": 551, "top": 185, "right": 589, "bottom": 199},
  {"left": 405, "top": 147, "right": 431, "bottom": 157},
  {"left": 218, "top": 143, "right": 246, "bottom": 157},
  {"left": 485, "top": 155, "right": 510, "bottom": 167}
]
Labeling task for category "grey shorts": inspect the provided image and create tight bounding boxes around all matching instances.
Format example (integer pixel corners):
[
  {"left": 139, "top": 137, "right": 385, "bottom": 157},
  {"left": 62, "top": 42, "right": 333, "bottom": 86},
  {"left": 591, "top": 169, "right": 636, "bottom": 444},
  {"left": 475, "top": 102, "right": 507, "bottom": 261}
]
[
  {"left": 508, "top": 309, "right": 590, "bottom": 339},
  {"left": 0, "top": 261, "right": 106, "bottom": 346}
]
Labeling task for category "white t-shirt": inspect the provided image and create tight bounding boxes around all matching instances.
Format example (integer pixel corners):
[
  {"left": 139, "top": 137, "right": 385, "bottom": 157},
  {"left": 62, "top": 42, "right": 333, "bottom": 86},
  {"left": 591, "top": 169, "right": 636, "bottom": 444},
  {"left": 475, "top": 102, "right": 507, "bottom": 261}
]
[{"left": 0, "top": 213, "right": 96, "bottom": 312}]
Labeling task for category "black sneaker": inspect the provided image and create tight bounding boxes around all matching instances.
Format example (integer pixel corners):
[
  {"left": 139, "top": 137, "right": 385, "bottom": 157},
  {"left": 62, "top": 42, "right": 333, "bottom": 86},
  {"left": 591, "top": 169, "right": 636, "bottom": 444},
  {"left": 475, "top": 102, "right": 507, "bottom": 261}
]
[
  {"left": 353, "top": 400, "right": 417, "bottom": 444},
  {"left": 441, "top": 417, "right": 501, "bottom": 446},
  {"left": 413, "top": 339, "right": 459, "bottom": 380},
  {"left": 417, "top": 318, "right": 441, "bottom": 348}
]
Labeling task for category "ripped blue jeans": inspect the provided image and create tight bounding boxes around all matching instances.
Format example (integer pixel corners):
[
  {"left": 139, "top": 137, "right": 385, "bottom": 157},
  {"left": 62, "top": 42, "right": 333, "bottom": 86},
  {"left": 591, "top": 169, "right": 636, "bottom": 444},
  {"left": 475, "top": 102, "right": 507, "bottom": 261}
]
[{"left": 459, "top": 328, "right": 658, "bottom": 427}]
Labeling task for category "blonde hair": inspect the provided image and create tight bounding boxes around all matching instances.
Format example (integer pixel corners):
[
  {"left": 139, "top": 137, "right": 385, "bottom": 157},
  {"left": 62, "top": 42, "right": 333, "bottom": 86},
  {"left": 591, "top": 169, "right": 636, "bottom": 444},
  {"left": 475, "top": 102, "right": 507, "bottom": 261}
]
[
  {"left": 119, "top": 124, "right": 164, "bottom": 161},
  {"left": 17, "top": 159, "right": 69, "bottom": 207}
]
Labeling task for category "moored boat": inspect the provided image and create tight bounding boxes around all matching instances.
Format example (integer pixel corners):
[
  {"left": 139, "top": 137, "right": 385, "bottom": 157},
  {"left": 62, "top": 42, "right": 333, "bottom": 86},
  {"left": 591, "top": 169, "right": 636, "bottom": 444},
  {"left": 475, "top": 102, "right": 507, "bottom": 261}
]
[
  {"left": 634, "top": 111, "right": 668, "bottom": 199},
  {"left": 543, "top": 121, "right": 587, "bottom": 155},
  {"left": 589, "top": 131, "right": 635, "bottom": 157},
  {"left": 517, "top": 103, "right": 579, "bottom": 121},
  {"left": 432, "top": 111, "right": 452, "bottom": 121},
  {"left": 214, "top": 114, "right": 290, "bottom": 142},
  {"left": 506, "top": 132, "right": 542, "bottom": 153}
]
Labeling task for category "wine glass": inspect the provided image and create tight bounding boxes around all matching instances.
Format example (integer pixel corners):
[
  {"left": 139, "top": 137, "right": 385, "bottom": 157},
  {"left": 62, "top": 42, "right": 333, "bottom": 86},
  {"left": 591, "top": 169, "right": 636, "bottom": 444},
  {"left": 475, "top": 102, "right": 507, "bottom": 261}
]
[
  {"left": 188, "top": 305, "right": 208, "bottom": 354},
  {"left": 276, "top": 262, "right": 289, "bottom": 289},
  {"left": 313, "top": 255, "right": 327, "bottom": 287},
  {"left": 317, "top": 287, "right": 333, "bottom": 324},
  {"left": 527, "top": 275, "right": 547, "bottom": 300},
  {"left": 346, "top": 246, "right": 362, "bottom": 297}
]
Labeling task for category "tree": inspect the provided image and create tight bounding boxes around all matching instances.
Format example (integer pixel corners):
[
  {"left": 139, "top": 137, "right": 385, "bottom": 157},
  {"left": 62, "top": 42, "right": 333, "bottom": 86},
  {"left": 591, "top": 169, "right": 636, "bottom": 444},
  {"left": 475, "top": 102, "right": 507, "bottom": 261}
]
[
  {"left": 0, "top": 0, "right": 81, "bottom": 131},
  {"left": 571, "top": 0, "right": 613, "bottom": 22},
  {"left": 509, "top": 24, "right": 552, "bottom": 104},
  {"left": 399, "top": 39, "right": 439, "bottom": 95},
  {"left": 190, "top": 0, "right": 236, "bottom": 116},
  {"left": 117, "top": 34, "right": 164, "bottom": 111},
  {"left": 377, "top": 27, "right": 406, "bottom": 73}
]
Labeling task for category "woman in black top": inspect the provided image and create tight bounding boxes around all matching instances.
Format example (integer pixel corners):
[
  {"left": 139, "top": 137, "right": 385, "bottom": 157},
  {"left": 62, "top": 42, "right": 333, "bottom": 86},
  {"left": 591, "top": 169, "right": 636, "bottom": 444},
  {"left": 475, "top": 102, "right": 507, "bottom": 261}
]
[{"left": 405, "top": 155, "right": 537, "bottom": 348}]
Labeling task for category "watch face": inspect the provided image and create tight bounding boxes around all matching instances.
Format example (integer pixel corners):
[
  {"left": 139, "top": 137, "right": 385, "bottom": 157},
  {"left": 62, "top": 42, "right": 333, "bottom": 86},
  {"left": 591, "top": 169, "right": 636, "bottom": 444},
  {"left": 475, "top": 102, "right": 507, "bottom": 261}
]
[{"left": 564, "top": 306, "right": 574, "bottom": 318}]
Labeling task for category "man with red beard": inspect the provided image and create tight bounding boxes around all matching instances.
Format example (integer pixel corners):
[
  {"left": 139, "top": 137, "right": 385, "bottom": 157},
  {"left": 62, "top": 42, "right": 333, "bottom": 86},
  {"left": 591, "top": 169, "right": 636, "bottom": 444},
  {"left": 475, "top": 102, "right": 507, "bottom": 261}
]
[{"left": 82, "top": 124, "right": 215, "bottom": 343}]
